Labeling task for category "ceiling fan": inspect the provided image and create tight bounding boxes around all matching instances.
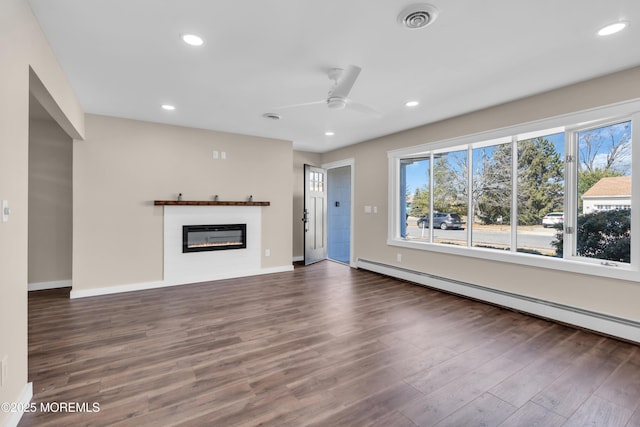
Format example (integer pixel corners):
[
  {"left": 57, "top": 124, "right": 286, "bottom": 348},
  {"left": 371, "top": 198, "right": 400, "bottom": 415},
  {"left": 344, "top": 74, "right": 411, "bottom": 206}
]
[{"left": 275, "top": 65, "right": 380, "bottom": 116}]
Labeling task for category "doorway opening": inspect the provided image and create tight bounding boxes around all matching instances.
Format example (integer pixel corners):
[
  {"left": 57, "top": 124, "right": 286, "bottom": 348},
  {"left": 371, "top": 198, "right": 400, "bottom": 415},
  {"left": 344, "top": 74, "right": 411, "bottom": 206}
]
[
  {"left": 28, "top": 75, "right": 74, "bottom": 292},
  {"left": 302, "top": 159, "right": 354, "bottom": 266},
  {"left": 326, "top": 162, "right": 353, "bottom": 265}
]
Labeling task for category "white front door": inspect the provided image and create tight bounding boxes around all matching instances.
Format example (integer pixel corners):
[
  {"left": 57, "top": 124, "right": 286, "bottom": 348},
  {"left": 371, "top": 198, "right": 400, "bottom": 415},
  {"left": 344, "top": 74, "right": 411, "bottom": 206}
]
[{"left": 303, "top": 164, "right": 327, "bottom": 265}]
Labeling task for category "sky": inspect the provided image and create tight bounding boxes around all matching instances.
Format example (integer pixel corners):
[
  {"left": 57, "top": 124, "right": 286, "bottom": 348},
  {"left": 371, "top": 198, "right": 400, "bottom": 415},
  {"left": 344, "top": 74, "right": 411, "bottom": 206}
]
[{"left": 578, "top": 120, "right": 632, "bottom": 174}]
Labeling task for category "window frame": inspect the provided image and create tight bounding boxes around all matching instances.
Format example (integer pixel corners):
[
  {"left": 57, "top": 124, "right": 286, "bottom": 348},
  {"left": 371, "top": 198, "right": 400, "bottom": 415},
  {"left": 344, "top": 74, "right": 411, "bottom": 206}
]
[
  {"left": 564, "top": 116, "right": 638, "bottom": 270},
  {"left": 388, "top": 99, "right": 640, "bottom": 282}
]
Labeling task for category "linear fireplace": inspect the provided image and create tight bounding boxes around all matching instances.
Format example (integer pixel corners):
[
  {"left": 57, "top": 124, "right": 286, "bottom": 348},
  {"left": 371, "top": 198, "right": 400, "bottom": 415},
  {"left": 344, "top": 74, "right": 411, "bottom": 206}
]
[{"left": 182, "top": 224, "right": 247, "bottom": 253}]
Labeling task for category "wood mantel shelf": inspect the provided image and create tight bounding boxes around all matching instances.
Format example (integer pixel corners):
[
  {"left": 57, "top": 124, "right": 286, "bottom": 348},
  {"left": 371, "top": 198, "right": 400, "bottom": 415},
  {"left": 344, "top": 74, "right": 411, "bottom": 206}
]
[{"left": 154, "top": 200, "right": 270, "bottom": 206}]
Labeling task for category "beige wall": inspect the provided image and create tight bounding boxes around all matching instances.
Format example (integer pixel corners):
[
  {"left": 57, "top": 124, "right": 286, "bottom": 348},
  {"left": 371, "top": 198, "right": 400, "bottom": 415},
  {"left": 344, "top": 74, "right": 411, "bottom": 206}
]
[
  {"left": 0, "top": 0, "right": 83, "bottom": 422},
  {"left": 292, "top": 151, "right": 322, "bottom": 259},
  {"left": 28, "top": 118, "right": 73, "bottom": 285},
  {"left": 321, "top": 66, "right": 640, "bottom": 323},
  {"left": 73, "top": 114, "right": 293, "bottom": 291}
]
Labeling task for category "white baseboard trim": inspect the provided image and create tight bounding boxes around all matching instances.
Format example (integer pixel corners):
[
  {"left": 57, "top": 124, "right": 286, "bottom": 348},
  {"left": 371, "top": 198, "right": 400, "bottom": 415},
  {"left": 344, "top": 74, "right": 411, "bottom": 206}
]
[
  {"left": 357, "top": 258, "right": 640, "bottom": 344},
  {"left": 4, "top": 382, "right": 33, "bottom": 427},
  {"left": 292, "top": 255, "right": 303, "bottom": 262},
  {"left": 69, "top": 265, "right": 294, "bottom": 299},
  {"left": 28, "top": 280, "right": 72, "bottom": 292}
]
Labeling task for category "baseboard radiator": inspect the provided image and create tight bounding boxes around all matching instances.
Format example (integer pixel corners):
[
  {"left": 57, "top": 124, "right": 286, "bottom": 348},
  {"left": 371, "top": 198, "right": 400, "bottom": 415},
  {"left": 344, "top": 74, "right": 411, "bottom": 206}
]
[{"left": 357, "top": 258, "right": 640, "bottom": 344}]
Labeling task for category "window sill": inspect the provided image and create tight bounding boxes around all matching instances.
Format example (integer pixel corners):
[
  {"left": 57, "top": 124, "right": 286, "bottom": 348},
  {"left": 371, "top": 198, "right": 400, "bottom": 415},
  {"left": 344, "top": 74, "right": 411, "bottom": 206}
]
[{"left": 388, "top": 237, "right": 639, "bottom": 283}]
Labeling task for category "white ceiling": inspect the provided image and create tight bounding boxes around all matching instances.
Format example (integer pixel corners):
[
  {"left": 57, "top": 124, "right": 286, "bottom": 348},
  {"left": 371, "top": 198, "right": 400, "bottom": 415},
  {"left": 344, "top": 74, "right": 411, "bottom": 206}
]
[{"left": 28, "top": 0, "right": 640, "bottom": 153}]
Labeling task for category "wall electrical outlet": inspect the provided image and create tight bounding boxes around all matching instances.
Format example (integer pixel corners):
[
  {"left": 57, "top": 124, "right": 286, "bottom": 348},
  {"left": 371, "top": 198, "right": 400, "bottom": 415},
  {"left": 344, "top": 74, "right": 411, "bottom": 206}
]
[
  {"left": 265, "top": 249, "right": 270, "bottom": 257},
  {"left": 213, "top": 150, "right": 219, "bottom": 159},
  {"left": 397, "top": 253, "right": 402, "bottom": 262}
]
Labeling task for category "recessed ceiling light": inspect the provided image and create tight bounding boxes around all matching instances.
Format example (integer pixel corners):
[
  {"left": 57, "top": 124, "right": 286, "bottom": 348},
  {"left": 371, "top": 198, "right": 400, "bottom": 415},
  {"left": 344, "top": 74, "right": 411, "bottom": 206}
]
[
  {"left": 405, "top": 100, "right": 420, "bottom": 107},
  {"left": 161, "top": 104, "right": 175, "bottom": 111},
  {"left": 325, "top": 131, "right": 335, "bottom": 136},
  {"left": 597, "top": 22, "right": 627, "bottom": 36},
  {"left": 181, "top": 34, "right": 204, "bottom": 46}
]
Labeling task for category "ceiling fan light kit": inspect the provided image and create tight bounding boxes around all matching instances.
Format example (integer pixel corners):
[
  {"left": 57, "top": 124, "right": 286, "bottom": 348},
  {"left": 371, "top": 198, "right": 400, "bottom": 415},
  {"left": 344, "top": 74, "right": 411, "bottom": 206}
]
[{"left": 327, "top": 97, "right": 347, "bottom": 110}]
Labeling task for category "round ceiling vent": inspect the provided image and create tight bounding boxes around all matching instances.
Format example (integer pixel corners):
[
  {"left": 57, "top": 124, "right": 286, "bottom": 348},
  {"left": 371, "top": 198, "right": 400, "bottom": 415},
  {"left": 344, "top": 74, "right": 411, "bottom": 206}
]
[
  {"left": 398, "top": 4, "right": 439, "bottom": 29},
  {"left": 262, "top": 113, "right": 281, "bottom": 120}
]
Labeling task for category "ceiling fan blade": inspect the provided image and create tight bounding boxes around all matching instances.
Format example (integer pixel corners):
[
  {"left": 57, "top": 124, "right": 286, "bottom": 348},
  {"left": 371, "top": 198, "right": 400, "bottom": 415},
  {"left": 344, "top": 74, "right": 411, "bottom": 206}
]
[
  {"left": 273, "top": 99, "right": 325, "bottom": 110},
  {"left": 331, "top": 65, "right": 361, "bottom": 99},
  {"left": 346, "top": 100, "right": 381, "bottom": 117}
]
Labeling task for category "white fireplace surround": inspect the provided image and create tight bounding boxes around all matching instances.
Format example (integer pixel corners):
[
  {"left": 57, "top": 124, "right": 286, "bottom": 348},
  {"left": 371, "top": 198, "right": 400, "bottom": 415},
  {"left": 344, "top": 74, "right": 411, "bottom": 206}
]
[
  {"left": 70, "top": 204, "right": 292, "bottom": 299},
  {"left": 164, "top": 205, "right": 261, "bottom": 284}
]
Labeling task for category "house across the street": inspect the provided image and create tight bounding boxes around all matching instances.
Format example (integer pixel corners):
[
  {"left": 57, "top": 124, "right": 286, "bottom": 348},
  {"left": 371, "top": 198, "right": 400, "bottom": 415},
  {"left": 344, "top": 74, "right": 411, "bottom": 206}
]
[{"left": 582, "top": 176, "right": 631, "bottom": 214}]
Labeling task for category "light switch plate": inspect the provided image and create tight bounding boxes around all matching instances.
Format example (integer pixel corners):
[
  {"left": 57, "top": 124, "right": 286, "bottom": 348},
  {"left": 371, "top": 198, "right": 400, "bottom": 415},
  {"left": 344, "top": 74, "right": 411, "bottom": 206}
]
[
  {"left": 2, "top": 200, "right": 8, "bottom": 222},
  {"left": 0, "top": 355, "right": 7, "bottom": 386}
]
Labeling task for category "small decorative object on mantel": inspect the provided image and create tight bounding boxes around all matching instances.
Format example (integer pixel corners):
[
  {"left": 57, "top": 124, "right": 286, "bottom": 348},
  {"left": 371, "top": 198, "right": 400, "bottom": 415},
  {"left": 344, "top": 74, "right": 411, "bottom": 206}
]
[
  {"left": 178, "top": 193, "right": 183, "bottom": 201},
  {"left": 248, "top": 195, "right": 253, "bottom": 202},
  {"left": 214, "top": 194, "right": 219, "bottom": 201}
]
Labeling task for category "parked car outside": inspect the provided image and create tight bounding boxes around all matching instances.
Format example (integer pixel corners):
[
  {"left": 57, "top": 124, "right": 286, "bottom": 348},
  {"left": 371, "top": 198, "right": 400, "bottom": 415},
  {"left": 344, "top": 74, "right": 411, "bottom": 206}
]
[
  {"left": 417, "top": 213, "right": 463, "bottom": 230},
  {"left": 542, "top": 212, "right": 564, "bottom": 228}
]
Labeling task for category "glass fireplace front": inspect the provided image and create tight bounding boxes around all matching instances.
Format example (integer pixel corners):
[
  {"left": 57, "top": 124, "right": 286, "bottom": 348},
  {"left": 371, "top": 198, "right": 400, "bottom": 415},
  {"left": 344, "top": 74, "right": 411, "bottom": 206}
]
[{"left": 182, "top": 224, "right": 247, "bottom": 253}]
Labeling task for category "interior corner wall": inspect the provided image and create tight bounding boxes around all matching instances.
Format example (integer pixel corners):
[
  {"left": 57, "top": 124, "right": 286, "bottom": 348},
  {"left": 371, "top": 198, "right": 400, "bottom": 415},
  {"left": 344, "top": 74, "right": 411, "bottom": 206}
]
[
  {"left": 292, "top": 151, "right": 322, "bottom": 260},
  {"left": 28, "top": 118, "right": 73, "bottom": 285},
  {"left": 72, "top": 114, "right": 293, "bottom": 292},
  {"left": 0, "top": 0, "right": 84, "bottom": 423},
  {"left": 321, "top": 66, "right": 640, "bottom": 325}
]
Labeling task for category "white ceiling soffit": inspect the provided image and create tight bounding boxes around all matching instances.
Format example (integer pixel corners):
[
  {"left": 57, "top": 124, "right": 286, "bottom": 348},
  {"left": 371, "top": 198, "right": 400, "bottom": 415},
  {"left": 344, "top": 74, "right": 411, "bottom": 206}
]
[{"left": 28, "top": 0, "right": 640, "bottom": 153}]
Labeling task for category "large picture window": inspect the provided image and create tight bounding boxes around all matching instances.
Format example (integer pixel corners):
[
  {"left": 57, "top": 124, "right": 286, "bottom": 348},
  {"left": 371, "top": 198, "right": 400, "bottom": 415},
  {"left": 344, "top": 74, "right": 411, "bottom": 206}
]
[{"left": 389, "top": 102, "right": 640, "bottom": 280}]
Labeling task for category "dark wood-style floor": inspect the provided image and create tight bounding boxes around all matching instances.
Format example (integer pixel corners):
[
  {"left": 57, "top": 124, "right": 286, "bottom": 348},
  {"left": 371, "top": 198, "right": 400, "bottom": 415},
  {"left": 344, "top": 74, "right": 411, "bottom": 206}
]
[{"left": 20, "top": 261, "right": 640, "bottom": 426}]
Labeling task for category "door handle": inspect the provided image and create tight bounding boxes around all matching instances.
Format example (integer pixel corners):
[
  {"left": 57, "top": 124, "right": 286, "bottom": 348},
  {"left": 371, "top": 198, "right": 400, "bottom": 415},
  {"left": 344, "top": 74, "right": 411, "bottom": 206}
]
[{"left": 302, "top": 209, "right": 309, "bottom": 232}]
